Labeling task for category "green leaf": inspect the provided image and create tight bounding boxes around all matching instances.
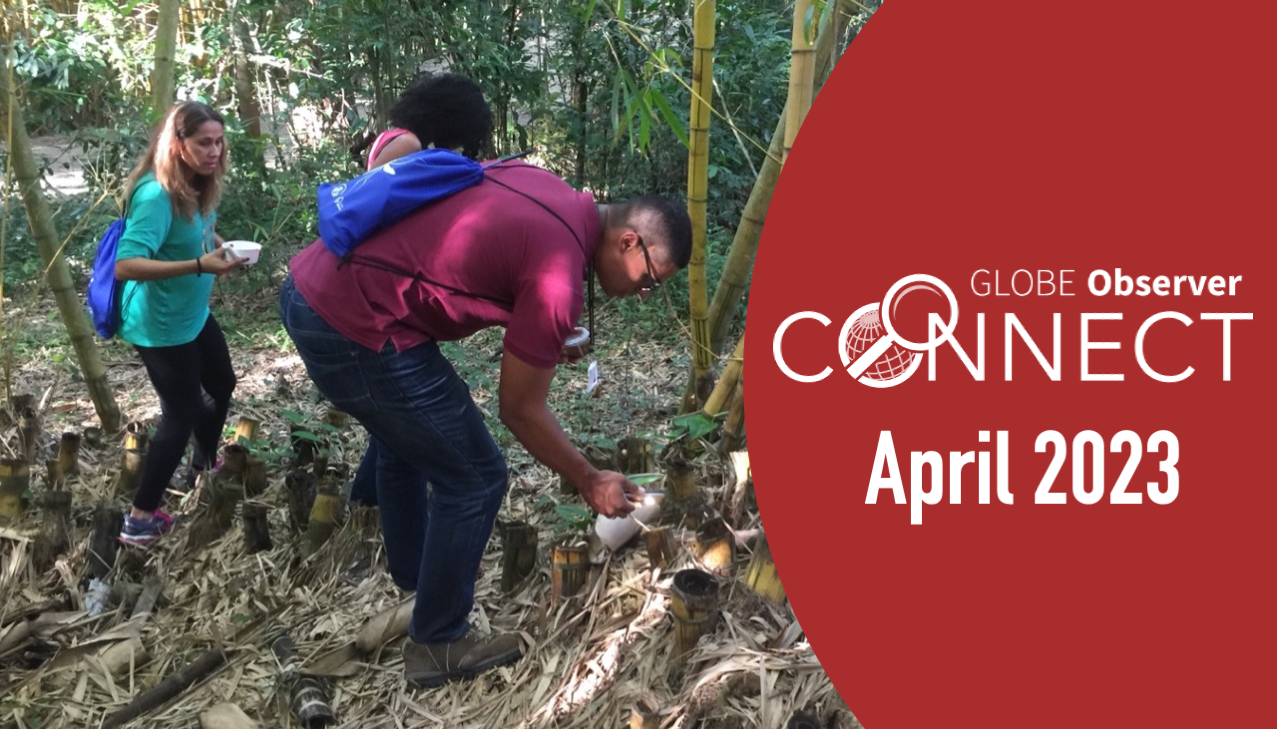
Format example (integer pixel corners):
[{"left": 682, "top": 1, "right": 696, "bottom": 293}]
[
  {"left": 555, "top": 504, "right": 593, "bottom": 528},
  {"left": 674, "top": 413, "right": 718, "bottom": 441},
  {"left": 649, "top": 89, "right": 688, "bottom": 148},
  {"left": 291, "top": 430, "right": 323, "bottom": 443},
  {"left": 281, "top": 409, "right": 307, "bottom": 425},
  {"left": 627, "top": 473, "right": 664, "bottom": 486}
]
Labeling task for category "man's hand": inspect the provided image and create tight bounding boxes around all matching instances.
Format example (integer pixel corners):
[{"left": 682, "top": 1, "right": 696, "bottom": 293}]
[{"left": 579, "top": 470, "right": 642, "bottom": 518}]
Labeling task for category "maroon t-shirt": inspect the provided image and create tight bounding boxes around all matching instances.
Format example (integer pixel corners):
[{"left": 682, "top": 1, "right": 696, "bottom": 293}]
[{"left": 290, "top": 162, "right": 599, "bottom": 369}]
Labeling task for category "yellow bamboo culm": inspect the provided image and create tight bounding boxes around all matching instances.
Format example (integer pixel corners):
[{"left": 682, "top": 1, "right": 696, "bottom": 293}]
[
  {"left": 784, "top": 0, "right": 821, "bottom": 163},
  {"left": 702, "top": 332, "right": 744, "bottom": 416},
  {"left": 0, "top": 459, "right": 31, "bottom": 520},
  {"left": 744, "top": 532, "right": 786, "bottom": 604},
  {"left": 683, "top": 0, "right": 717, "bottom": 413},
  {"left": 704, "top": 15, "right": 840, "bottom": 356}
]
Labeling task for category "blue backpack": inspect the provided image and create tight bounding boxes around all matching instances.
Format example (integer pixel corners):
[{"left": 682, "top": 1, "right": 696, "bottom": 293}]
[
  {"left": 317, "top": 148, "right": 530, "bottom": 260},
  {"left": 86, "top": 217, "right": 127, "bottom": 339}
]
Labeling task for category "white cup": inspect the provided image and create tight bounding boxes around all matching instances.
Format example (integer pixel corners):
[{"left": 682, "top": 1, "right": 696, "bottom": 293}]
[{"left": 223, "top": 240, "right": 262, "bottom": 265}]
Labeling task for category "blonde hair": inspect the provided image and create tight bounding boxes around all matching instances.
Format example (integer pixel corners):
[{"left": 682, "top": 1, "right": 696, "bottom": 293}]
[{"left": 121, "top": 101, "right": 228, "bottom": 220}]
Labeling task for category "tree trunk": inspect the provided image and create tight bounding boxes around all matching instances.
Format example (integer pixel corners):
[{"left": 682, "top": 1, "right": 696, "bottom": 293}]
[
  {"left": 152, "top": 0, "right": 182, "bottom": 115},
  {"left": 1, "top": 64, "right": 122, "bottom": 433},
  {"left": 682, "top": 0, "right": 716, "bottom": 414}
]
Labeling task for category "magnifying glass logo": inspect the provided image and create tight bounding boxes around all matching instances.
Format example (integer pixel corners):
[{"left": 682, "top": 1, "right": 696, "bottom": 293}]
[{"left": 840, "top": 274, "right": 960, "bottom": 381}]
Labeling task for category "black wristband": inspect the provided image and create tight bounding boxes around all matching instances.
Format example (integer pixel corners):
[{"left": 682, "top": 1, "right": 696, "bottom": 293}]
[{"left": 195, "top": 257, "right": 203, "bottom": 276}]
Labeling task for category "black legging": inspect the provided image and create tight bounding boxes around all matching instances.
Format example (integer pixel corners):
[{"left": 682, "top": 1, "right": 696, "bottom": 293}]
[{"left": 132, "top": 315, "right": 236, "bottom": 512}]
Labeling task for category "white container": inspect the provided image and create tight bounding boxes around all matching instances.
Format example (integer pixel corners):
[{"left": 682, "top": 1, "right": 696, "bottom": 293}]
[
  {"left": 223, "top": 240, "right": 262, "bottom": 265},
  {"left": 594, "top": 492, "right": 662, "bottom": 551}
]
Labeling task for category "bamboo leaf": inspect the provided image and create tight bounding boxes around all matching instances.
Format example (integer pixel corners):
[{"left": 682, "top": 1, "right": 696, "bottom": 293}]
[{"left": 650, "top": 89, "right": 688, "bottom": 148}]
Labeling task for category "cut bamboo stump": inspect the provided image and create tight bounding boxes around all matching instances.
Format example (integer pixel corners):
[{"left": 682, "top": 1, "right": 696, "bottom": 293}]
[
  {"left": 629, "top": 692, "right": 661, "bottom": 729},
  {"left": 667, "top": 460, "right": 696, "bottom": 502},
  {"left": 88, "top": 504, "right": 123, "bottom": 579},
  {"left": 644, "top": 526, "right": 678, "bottom": 571},
  {"left": 244, "top": 457, "right": 269, "bottom": 498},
  {"left": 564, "top": 443, "right": 618, "bottom": 494},
  {"left": 33, "top": 490, "right": 73, "bottom": 571},
  {"left": 113, "top": 422, "right": 149, "bottom": 497},
  {"left": 234, "top": 416, "right": 260, "bottom": 445},
  {"left": 83, "top": 426, "right": 103, "bottom": 450},
  {"left": 10, "top": 393, "right": 35, "bottom": 412},
  {"left": 671, "top": 569, "right": 719, "bottom": 662},
  {"left": 551, "top": 542, "right": 589, "bottom": 607},
  {"left": 195, "top": 476, "right": 244, "bottom": 545},
  {"left": 322, "top": 409, "right": 349, "bottom": 428},
  {"left": 617, "top": 436, "right": 655, "bottom": 475},
  {"left": 18, "top": 407, "right": 41, "bottom": 464},
  {"left": 56, "top": 432, "right": 81, "bottom": 478},
  {"left": 696, "top": 517, "right": 735, "bottom": 576},
  {"left": 44, "top": 459, "right": 63, "bottom": 489},
  {"left": 0, "top": 459, "right": 31, "bottom": 521},
  {"left": 303, "top": 472, "right": 345, "bottom": 556},
  {"left": 242, "top": 504, "right": 273, "bottom": 553},
  {"left": 221, "top": 444, "right": 250, "bottom": 477},
  {"left": 285, "top": 470, "right": 318, "bottom": 534},
  {"left": 499, "top": 520, "right": 538, "bottom": 593},
  {"left": 787, "top": 712, "right": 823, "bottom": 729},
  {"left": 272, "top": 633, "right": 336, "bottom": 728},
  {"left": 744, "top": 532, "right": 786, "bottom": 604}
]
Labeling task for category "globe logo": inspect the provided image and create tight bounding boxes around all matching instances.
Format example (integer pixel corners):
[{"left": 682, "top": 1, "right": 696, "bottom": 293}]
[{"left": 846, "top": 309, "right": 915, "bottom": 382}]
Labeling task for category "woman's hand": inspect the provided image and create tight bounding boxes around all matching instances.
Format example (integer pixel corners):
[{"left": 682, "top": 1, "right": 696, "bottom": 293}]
[{"left": 199, "top": 248, "right": 247, "bottom": 276}]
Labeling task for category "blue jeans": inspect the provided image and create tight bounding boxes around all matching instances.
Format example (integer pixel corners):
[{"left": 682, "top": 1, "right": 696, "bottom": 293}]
[{"left": 279, "top": 275, "right": 508, "bottom": 643}]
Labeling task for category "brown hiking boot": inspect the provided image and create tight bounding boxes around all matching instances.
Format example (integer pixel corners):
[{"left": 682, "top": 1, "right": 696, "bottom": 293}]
[{"left": 403, "top": 631, "right": 522, "bottom": 688}]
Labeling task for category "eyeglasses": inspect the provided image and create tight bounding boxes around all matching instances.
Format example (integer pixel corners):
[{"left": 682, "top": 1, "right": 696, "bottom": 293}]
[{"left": 637, "top": 236, "right": 662, "bottom": 294}]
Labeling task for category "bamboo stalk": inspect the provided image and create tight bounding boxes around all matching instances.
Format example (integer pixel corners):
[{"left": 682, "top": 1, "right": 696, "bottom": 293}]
[
  {"left": 784, "top": 0, "right": 821, "bottom": 163},
  {"left": 670, "top": 569, "right": 719, "bottom": 662},
  {"left": 718, "top": 381, "right": 745, "bottom": 456},
  {"left": 744, "top": 532, "right": 786, "bottom": 604},
  {"left": 151, "top": 0, "right": 180, "bottom": 114},
  {"left": 702, "top": 332, "right": 744, "bottom": 416},
  {"left": 551, "top": 542, "right": 589, "bottom": 607},
  {"left": 499, "top": 520, "right": 538, "bottom": 593},
  {"left": 0, "top": 458, "right": 30, "bottom": 520},
  {"left": 57, "top": 432, "right": 81, "bottom": 477},
  {"left": 0, "top": 69, "right": 122, "bottom": 432},
  {"left": 683, "top": 0, "right": 717, "bottom": 414},
  {"left": 704, "top": 14, "right": 839, "bottom": 357}
]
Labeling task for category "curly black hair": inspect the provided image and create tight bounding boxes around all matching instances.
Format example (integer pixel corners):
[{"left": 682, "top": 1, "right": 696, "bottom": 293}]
[{"left": 388, "top": 72, "right": 494, "bottom": 159}]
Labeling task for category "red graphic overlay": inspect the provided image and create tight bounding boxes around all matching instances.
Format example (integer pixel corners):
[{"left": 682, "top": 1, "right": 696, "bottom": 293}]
[{"left": 747, "top": 0, "right": 1277, "bottom": 726}]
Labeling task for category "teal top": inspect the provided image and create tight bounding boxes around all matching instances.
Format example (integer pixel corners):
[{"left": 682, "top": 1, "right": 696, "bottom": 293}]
[{"left": 115, "top": 173, "right": 217, "bottom": 347}]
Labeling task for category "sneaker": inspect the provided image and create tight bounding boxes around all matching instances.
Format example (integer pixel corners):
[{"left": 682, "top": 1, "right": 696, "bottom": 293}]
[
  {"left": 119, "top": 508, "right": 175, "bottom": 547},
  {"left": 403, "top": 631, "right": 522, "bottom": 689}
]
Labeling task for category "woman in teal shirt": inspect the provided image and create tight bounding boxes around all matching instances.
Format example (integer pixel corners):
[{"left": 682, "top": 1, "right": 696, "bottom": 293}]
[{"left": 115, "top": 101, "right": 246, "bottom": 546}]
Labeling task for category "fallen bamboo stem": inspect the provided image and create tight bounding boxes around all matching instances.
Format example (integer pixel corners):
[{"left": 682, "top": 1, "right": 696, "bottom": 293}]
[
  {"left": 99, "top": 647, "right": 233, "bottom": 729},
  {"left": 272, "top": 633, "right": 335, "bottom": 728}
]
